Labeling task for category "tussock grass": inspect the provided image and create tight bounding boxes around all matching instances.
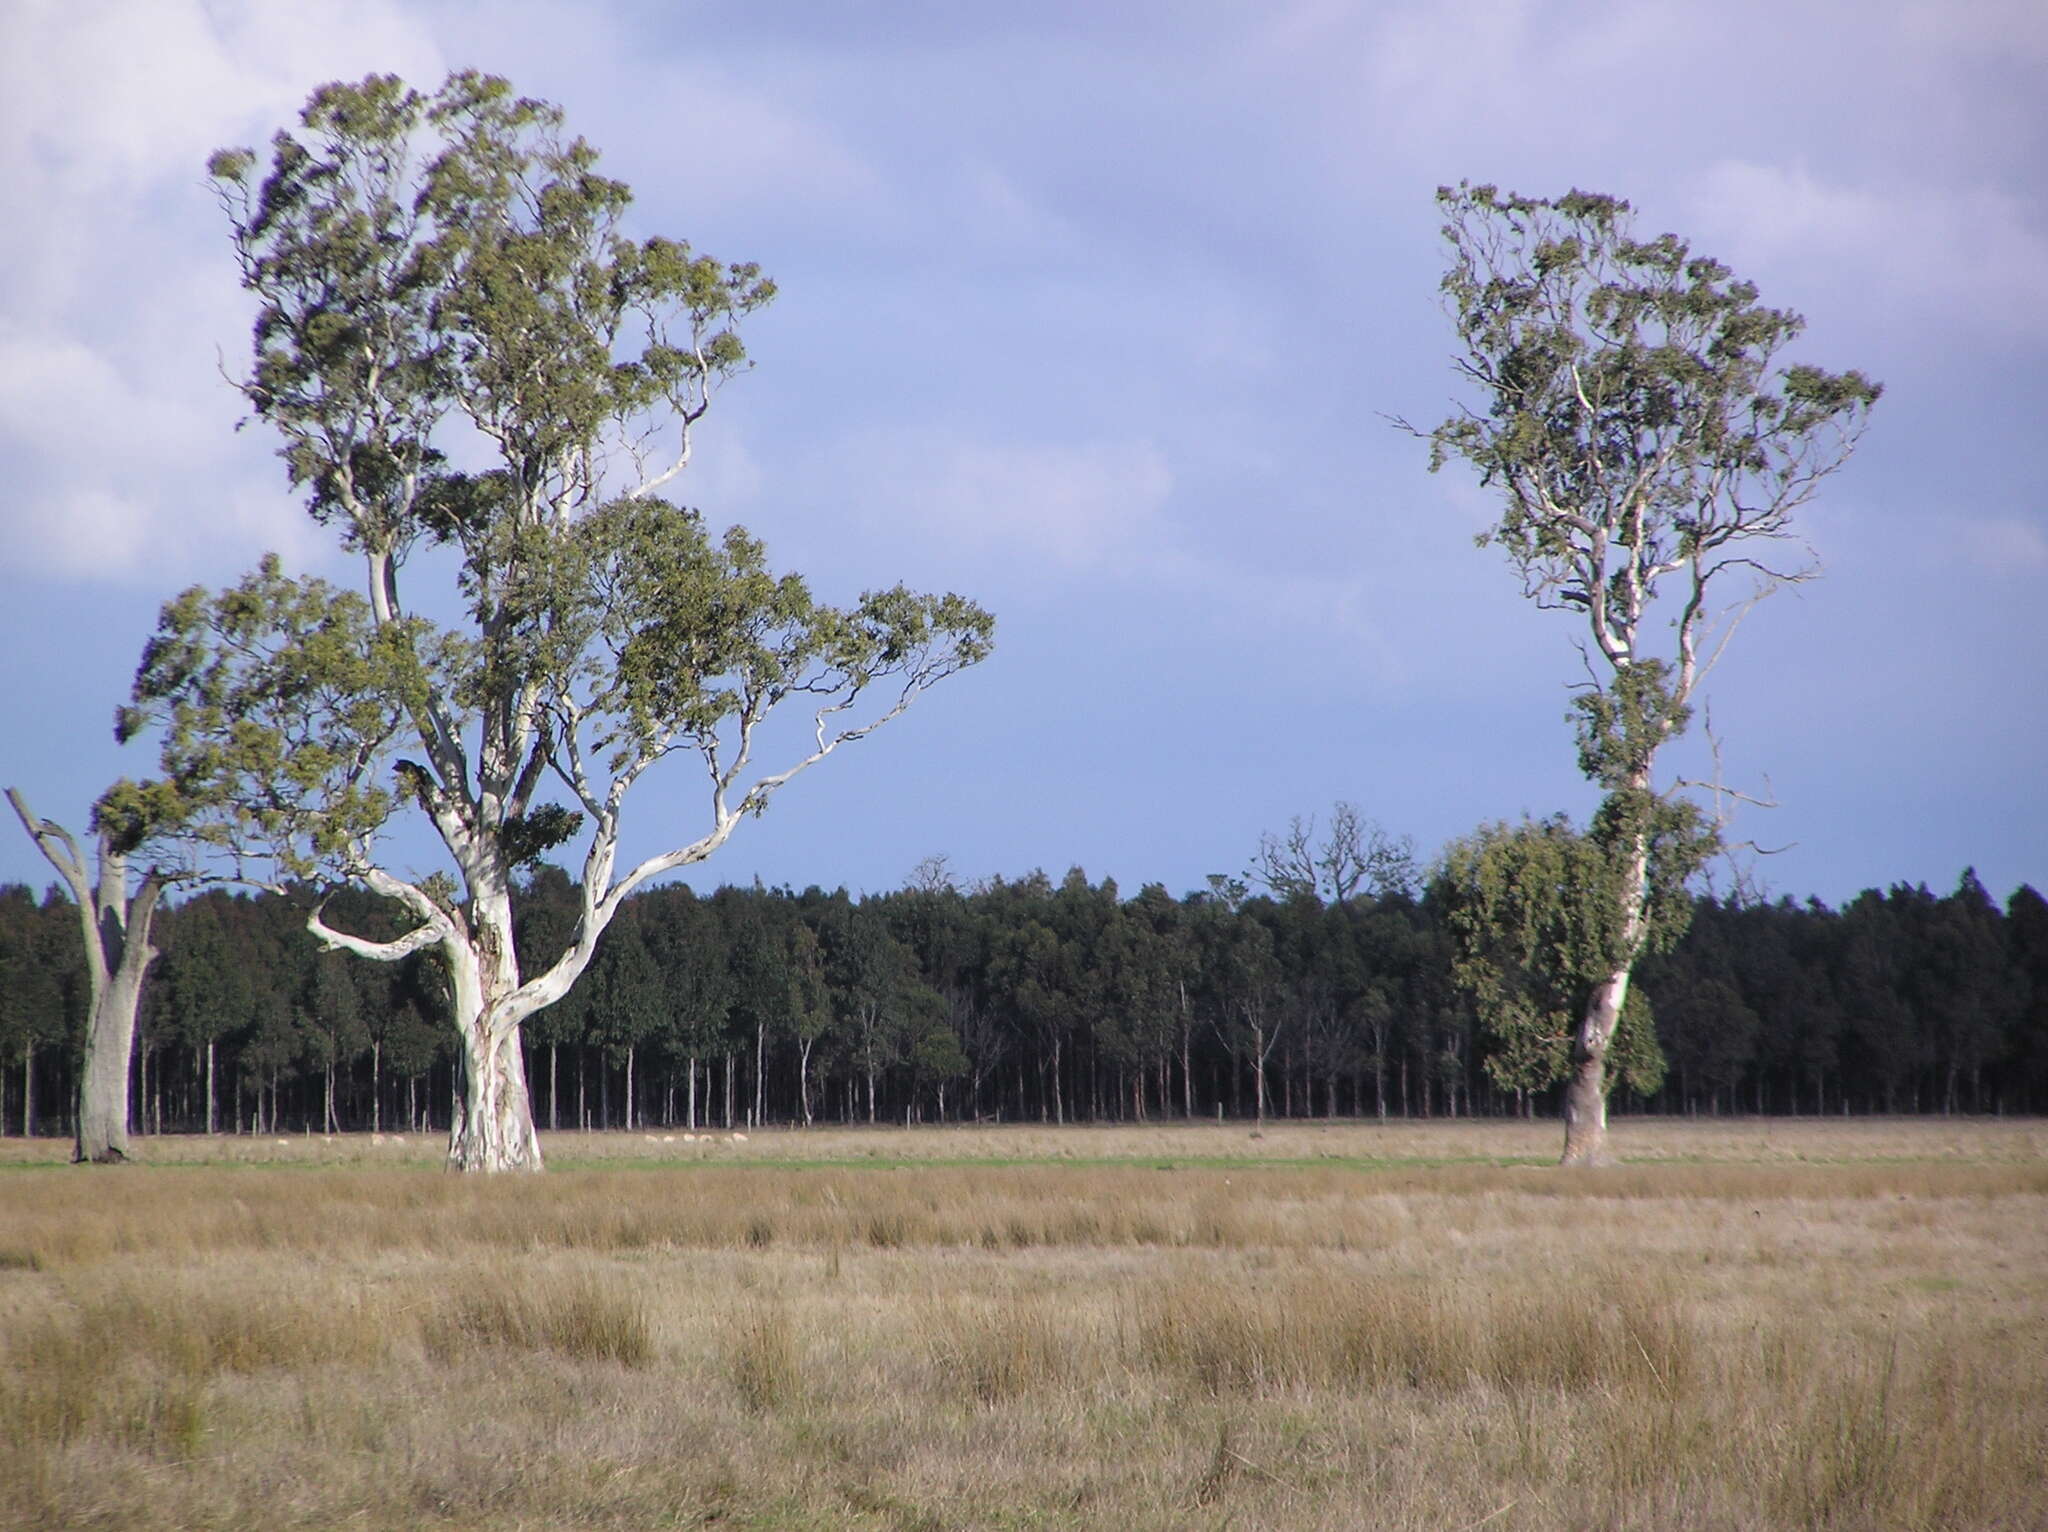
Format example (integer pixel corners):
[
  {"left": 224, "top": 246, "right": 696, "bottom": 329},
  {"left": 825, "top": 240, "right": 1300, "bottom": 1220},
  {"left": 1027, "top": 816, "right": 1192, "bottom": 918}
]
[
  {"left": 1, "top": 1119, "right": 2042, "bottom": 1530},
  {"left": 724, "top": 1301, "right": 802, "bottom": 1412},
  {"left": 1127, "top": 1265, "right": 1694, "bottom": 1397},
  {"left": 421, "top": 1271, "right": 651, "bottom": 1366}
]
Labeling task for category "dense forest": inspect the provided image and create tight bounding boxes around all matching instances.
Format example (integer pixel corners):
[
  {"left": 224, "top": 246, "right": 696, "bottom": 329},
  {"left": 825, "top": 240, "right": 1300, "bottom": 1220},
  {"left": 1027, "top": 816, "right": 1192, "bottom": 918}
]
[{"left": 2, "top": 861, "right": 2044, "bottom": 1139}]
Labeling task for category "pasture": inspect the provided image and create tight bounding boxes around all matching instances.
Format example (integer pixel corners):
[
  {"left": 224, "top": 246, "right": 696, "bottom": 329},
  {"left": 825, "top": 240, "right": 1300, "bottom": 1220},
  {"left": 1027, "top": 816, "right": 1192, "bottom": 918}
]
[{"left": 3, "top": 1119, "right": 2044, "bottom": 1529}]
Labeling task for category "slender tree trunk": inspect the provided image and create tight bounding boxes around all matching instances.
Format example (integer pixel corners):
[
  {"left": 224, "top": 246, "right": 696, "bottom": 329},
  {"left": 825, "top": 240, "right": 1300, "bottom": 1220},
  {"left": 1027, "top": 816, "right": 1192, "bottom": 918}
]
[
  {"left": 626, "top": 1043, "right": 636, "bottom": 1132},
  {"left": 1181, "top": 1013, "right": 1193, "bottom": 1119},
  {"left": 22, "top": 1040, "right": 32, "bottom": 1137},
  {"left": 1251, "top": 1022, "right": 1268, "bottom": 1126}
]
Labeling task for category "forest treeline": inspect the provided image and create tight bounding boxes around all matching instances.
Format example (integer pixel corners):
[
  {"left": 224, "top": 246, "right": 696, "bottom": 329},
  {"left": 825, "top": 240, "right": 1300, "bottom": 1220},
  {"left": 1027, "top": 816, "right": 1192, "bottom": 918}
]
[{"left": 2, "top": 863, "right": 2044, "bottom": 1138}]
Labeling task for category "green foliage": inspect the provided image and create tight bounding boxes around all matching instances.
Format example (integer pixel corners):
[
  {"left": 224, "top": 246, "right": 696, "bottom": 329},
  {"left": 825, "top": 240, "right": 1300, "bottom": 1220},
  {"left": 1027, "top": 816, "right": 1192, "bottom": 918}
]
[
  {"left": 1428, "top": 186, "right": 1879, "bottom": 621},
  {"left": 1435, "top": 816, "right": 1669, "bottom": 1097},
  {"left": 1424, "top": 180, "right": 1877, "bottom": 693},
  {"left": 207, "top": 71, "right": 775, "bottom": 556},
  {"left": 122, "top": 557, "right": 412, "bottom": 881}
]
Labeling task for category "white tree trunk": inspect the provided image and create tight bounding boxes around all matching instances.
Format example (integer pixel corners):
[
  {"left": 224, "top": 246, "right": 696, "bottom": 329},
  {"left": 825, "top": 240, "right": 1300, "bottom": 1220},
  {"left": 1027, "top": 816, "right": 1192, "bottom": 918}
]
[
  {"left": 447, "top": 1020, "right": 543, "bottom": 1171},
  {"left": 438, "top": 891, "right": 545, "bottom": 1172},
  {"left": 75, "top": 956, "right": 149, "bottom": 1162}
]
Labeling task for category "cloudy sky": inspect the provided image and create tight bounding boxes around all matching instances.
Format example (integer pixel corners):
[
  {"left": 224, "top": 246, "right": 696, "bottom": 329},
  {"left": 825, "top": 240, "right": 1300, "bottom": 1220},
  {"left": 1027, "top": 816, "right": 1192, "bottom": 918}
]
[{"left": 2, "top": 0, "right": 2043, "bottom": 910}]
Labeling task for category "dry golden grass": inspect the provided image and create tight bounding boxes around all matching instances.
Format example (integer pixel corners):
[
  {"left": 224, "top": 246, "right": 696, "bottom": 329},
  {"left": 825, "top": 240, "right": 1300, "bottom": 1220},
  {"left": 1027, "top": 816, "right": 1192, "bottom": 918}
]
[
  {"left": 5, "top": 1112, "right": 2041, "bottom": 1171},
  {"left": 1, "top": 1119, "right": 2043, "bottom": 1530}
]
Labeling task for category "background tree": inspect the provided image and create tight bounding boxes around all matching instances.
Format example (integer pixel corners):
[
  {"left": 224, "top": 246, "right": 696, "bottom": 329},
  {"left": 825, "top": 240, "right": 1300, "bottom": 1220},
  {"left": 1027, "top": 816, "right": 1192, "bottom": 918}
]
[
  {"left": 157, "top": 893, "right": 256, "bottom": 1135},
  {"left": 1248, "top": 802, "right": 1418, "bottom": 907},
  {"left": 1413, "top": 184, "right": 1879, "bottom": 1164},
  {"left": 0, "top": 885, "right": 79, "bottom": 1138},
  {"left": 2005, "top": 886, "right": 2048, "bottom": 1112},
  {"left": 127, "top": 74, "right": 991, "bottom": 1171}
]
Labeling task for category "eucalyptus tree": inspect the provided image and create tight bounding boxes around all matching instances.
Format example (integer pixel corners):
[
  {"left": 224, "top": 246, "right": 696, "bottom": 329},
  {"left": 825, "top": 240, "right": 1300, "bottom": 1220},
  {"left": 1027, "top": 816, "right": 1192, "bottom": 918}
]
[
  {"left": 1412, "top": 185, "right": 1879, "bottom": 1163},
  {"left": 125, "top": 74, "right": 991, "bottom": 1171},
  {"left": 5, "top": 785, "right": 190, "bottom": 1161}
]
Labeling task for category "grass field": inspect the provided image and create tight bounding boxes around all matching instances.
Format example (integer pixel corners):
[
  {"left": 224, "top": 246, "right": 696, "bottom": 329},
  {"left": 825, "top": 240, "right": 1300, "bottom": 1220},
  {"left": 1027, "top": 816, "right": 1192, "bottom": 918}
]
[{"left": 2, "top": 1119, "right": 2044, "bottom": 1530}]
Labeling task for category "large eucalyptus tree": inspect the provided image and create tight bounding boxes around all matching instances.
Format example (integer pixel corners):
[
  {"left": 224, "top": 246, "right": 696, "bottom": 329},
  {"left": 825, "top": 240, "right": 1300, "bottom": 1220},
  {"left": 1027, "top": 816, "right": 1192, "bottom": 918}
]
[
  {"left": 1414, "top": 185, "right": 1878, "bottom": 1164},
  {"left": 126, "top": 74, "right": 992, "bottom": 1171}
]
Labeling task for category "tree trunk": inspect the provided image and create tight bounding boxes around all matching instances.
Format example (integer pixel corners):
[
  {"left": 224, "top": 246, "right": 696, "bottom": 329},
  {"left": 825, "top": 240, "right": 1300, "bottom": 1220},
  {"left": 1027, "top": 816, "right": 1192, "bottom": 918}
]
[
  {"left": 1251, "top": 1022, "right": 1268, "bottom": 1126},
  {"left": 1561, "top": 967, "right": 1628, "bottom": 1166},
  {"left": 74, "top": 933, "right": 153, "bottom": 1162},
  {"left": 8, "top": 793, "right": 169, "bottom": 1165},
  {"left": 1559, "top": 801, "right": 1652, "bottom": 1167},
  {"left": 206, "top": 1038, "right": 218, "bottom": 1136},
  {"left": 447, "top": 1021, "right": 543, "bottom": 1171}
]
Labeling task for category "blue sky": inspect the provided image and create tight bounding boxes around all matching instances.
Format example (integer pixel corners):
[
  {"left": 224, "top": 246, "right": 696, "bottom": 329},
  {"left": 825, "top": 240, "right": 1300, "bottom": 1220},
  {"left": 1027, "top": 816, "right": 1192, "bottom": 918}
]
[{"left": 2, "top": 0, "right": 2043, "bottom": 909}]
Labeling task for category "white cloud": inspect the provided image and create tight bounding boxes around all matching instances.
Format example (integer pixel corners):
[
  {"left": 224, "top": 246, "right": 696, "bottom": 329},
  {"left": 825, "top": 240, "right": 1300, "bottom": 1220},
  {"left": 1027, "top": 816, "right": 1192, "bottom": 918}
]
[
  {"left": 0, "top": 0, "right": 443, "bottom": 582},
  {"left": 1682, "top": 161, "right": 2048, "bottom": 344},
  {"left": 1960, "top": 517, "right": 2048, "bottom": 574},
  {"left": 847, "top": 433, "right": 1173, "bottom": 570},
  {"left": 1897, "top": 0, "right": 2048, "bottom": 61}
]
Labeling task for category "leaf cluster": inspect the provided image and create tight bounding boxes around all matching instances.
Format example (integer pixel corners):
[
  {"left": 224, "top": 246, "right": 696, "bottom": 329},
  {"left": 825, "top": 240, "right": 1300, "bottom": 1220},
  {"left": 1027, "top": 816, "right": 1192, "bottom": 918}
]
[
  {"left": 208, "top": 70, "right": 777, "bottom": 561},
  {"left": 1433, "top": 815, "right": 1672, "bottom": 1096},
  {"left": 119, "top": 556, "right": 421, "bottom": 880}
]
